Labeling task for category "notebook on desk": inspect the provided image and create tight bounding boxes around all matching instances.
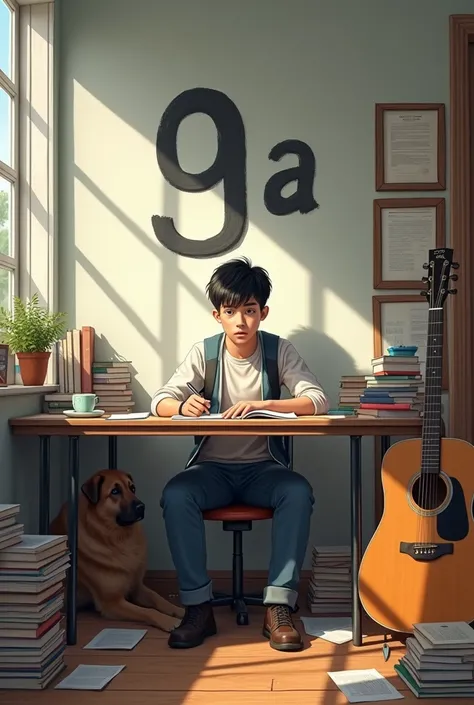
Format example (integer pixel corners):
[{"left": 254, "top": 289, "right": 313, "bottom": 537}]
[{"left": 171, "top": 410, "right": 298, "bottom": 421}]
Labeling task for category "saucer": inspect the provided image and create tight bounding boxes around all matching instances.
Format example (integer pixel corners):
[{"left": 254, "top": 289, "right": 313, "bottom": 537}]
[{"left": 63, "top": 409, "right": 105, "bottom": 418}]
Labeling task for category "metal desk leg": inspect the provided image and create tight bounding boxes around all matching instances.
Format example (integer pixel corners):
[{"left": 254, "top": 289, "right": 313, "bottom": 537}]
[
  {"left": 350, "top": 435, "right": 362, "bottom": 647},
  {"left": 287, "top": 436, "right": 294, "bottom": 470},
  {"left": 39, "top": 436, "right": 51, "bottom": 534},
  {"left": 108, "top": 436, "right": 118, "bottom": 468},
  {"left": 381, "top": 435, "right": 391, "bottom": 457},
  {"left": 67, "top": 436, "right": 79, "bottom": 646}
]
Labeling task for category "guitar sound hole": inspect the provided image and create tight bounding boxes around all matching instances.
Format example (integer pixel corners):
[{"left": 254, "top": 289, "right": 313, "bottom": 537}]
[{"left": 411, "top": 474, "right": 447, "bottom": 511}]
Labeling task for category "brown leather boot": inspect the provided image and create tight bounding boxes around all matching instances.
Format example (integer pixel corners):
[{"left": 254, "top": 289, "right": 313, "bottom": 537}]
[
  {"left": 168, "top": 602, "right": 217, "bottom": 649},
  {"left": 262, "top": 604, "right": 303, "bottom": 651}
]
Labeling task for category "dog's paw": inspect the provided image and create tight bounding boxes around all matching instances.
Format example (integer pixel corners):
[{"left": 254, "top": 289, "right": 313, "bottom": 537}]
[{"left": 158, "top": 614, "right": 182, "bottom": 633}]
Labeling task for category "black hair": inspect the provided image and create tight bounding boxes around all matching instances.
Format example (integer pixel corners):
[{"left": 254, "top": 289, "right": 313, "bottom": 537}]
[{"left": 206, "top": 256, "right": 272, "bottom": 310}]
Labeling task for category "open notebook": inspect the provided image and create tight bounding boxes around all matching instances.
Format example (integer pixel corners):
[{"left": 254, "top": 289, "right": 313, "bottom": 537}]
[{"left": 172, "top": 410, "right": 297, "bottom": 421}]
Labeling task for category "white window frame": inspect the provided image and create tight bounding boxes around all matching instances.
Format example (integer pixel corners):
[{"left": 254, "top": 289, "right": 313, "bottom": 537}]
[{"left": 0, "top": 0, "right": 20, "bottom": 310}]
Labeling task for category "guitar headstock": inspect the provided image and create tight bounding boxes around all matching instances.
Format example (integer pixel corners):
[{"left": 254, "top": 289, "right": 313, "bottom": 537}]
[{"left": 421, "top": 248, "right": 459, "bottom": 309}]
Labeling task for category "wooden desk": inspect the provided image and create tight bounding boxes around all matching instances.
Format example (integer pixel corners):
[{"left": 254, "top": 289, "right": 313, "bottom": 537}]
[{"left": 9, "top": 414, "right": 422, "bottom": 647}]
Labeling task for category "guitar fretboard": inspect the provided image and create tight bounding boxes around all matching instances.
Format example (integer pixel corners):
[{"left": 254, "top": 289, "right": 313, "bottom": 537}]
[{"left": 421, "top": 307, "right": 443, "bottom": 475}]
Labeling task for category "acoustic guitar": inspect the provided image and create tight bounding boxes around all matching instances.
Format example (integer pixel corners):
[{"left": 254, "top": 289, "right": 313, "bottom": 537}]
[{"left": 359, "top": 247, "right": 474, "bottom": 634}]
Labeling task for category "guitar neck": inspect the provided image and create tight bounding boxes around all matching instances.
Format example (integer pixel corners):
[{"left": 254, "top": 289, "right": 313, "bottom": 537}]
[{"left": 421, "top": 307, "right": 444, "bottom": 475}]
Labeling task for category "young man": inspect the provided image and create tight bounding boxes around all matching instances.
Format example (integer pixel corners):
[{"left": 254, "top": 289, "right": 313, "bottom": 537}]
[{"left": 151, "top": 257, "right": 329, "bottom": 651}]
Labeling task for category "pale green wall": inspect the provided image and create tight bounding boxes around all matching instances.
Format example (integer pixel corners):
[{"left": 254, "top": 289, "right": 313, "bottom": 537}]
[
  {"left": 49, "top": 0, "right": 470, "bottom": 571},
  {"left": 0, "top": 394, "right": 62, "bottom": 532}
]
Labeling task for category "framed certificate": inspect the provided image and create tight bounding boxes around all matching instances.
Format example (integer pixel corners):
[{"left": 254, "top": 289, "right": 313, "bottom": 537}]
[
  {"left": 373, "top": 197, "right": 446, "bottom": 289},
  {"left": 372, "top": 294, "right": 448, "bottom": 390},
  {"left": 375, "top": 103, "right": 446, "bottom": 191}
]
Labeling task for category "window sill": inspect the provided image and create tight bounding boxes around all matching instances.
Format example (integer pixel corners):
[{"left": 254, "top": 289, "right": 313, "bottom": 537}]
[{"left": 0, "top": 385, "right": 58, "bottom": 397}]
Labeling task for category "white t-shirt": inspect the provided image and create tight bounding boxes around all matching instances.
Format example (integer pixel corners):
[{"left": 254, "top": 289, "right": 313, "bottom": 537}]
[{"left": 151, "top": 336, "right": 329, "bottom": 464}]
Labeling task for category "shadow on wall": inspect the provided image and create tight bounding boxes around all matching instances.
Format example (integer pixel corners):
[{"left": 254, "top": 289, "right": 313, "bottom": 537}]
[
  {"left": 285, "top": 325, "right": 363, "bottom": 549},
  {"left": 287, "top": 325, "right": 356, "bottom": 401}
]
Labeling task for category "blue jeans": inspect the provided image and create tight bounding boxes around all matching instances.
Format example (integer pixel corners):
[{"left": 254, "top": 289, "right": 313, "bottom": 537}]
[{"left": 160, "top": 460, "right": 314, "bottom": 608}]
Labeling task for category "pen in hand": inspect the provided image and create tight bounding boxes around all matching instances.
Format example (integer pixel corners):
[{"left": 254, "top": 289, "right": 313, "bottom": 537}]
[{"left": 186, "top": 382, "right": 210, "bottom": 414}]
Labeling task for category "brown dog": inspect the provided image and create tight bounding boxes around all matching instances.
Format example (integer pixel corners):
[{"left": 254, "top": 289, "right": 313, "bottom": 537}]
[{"left": 50, "top": 469, "right": 184, "bottom": 632}]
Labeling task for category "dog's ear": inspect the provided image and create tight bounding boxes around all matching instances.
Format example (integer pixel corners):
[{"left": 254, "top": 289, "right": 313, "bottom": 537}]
[
  {"left": 81, "top": 474, "right": 105, "bottom": 504},
  {"left": 127, "top": 473, "right": 134, "bottom": 483}
]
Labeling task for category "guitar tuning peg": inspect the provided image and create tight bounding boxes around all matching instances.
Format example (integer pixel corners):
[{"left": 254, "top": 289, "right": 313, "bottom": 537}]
[
  {"left": 420, "top": 290, "right": 429, "bottom": 298},
  {"left": 421, "top": 277, "right": 429, "bottom": 284},
  {"left": 448, "top": 288, "right": 458, "bottom": 295},
  {"left": 450, "top": 274, "right": 458, "bottom": 281},
  {"left": 422, "top": 263, "right": 430, "bottom": 270},
  {"left": 451, "top": 262, "right": 460, "bottom": 269}
]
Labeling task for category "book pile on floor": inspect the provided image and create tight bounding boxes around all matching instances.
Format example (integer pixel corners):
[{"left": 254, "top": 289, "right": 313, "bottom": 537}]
[
  {"left": 0, "top": 504, "right": 24, "bottom": 551},
  {"left": 395, "top": 621, "right": 474, "bottom": 698},
  {"left": 336, "top": 375, "right": 368, "bottom": 414},
  {"left": 356, "top": 354, "right": 424, "bottom": 419},
  {"left": 43, "top": 325, "right": 95, "bottom": 413},
  {"left": 307, "top": 545, "right": 351, "bottom": 614},
  {"left": 0, "top": 529, "right": 70, "bottom": 689},
  {"left": 92, "top": 360, "right": 134, "bottom": 413}
]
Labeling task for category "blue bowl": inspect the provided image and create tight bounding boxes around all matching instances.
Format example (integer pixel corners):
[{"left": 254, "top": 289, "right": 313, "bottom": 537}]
[{"left": 387, "top": 345, "right": 418, "bottom": 357}]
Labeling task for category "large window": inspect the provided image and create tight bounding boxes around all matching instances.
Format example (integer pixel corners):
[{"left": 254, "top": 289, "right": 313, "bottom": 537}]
[{"left": 0, "top": 0, "right": 18, "bottom": 314}]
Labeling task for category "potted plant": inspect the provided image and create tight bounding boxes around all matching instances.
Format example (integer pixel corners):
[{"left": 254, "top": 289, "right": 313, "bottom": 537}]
[{"left": 0, "top": 293, "right": 67, "bottom": 386}]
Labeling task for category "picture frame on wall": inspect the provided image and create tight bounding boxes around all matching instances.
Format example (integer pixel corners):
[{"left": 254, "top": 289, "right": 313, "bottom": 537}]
[
  {"left": 373, "top": 197, "right": 446, "bottom": 289},
  {"left": 375, "top": 103, "right": 446, "bottom": 191},
  {"left": 372, "top": 294, "right": 448, "bottom": 390},
  {"left": 0, "top": 344, "right": 9, "bottom": 387}
]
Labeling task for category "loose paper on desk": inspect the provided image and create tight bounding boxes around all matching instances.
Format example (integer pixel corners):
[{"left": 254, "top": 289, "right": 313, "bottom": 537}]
[
  {"left": 55, "top": 665, "right": 126, "bottom": 690},
  {"left": 83, "top": 628, "right": 147, "bottom": 650},
  {"left": 172, "top": 410, "right": 297, "bottom": 420},
  {"left": 301, "top": 617, "right": 356, "bottom": 644},
  {"left": 107, "top": 412, "right": 150, "bottom": 420},
  {"left": 327, "top": 669, "right": 403, "bottom": 703}
]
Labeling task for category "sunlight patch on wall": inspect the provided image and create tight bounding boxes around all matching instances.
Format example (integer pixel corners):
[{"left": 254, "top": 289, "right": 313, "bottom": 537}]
[
  {"left": 73, "top": 80, "right": 158, "bottom": 236},
  {"left": 74, "top": 176, "right": 165, "bottom": 385},
  {"left": 322, "top": 288, "right": 373, "bottom": 375}
]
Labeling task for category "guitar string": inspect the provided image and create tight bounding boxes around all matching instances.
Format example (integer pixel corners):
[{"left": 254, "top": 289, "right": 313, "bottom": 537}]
[
  {"left": 424, "top": 285, "right": 441, "bottom": 543},
  {"left": 419, "top": 260, "right": 446, "bottom": 545},
  {"left": 420, "top": 260, "right": 433, "bottom": 543},
  {"left": 422, "top": 263, "right": 446, "bottom": 545},
  {"left": 431, "top": 275, "right": 445, "bottom": 541}
]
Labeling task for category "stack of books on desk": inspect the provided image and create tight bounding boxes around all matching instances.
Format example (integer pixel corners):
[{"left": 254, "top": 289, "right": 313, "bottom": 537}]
[
  {"left": 307, "top": 545, "right": 351, "bottom": 615},
  {"left": 356, "top": 355, "right": 424, "bottom": 419},
  {"left": 56, "top": 326, "right": 95, "bottom": 395},
  {"left": 0, "top": 504, "right": 24, "bottom": 551},
  {"left": 44, "top": 324, "right": 95, "bottom": 413},
  {"left": 0, "top": 534, "right": 70, "bottom": 689},
  {"left": 337, "top": 375, "right": 368, "bottom": 414},
  {"left": 395, "top": 621, "right": 474, "bottom": 698},
  {"left": 92, "top": 360, "right": 135, "bottom": 414}
]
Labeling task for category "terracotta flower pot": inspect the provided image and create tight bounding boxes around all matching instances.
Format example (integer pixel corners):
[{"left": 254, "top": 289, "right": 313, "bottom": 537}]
[{"left": 17, "top": 352, "right": 51, "bottom": 386}]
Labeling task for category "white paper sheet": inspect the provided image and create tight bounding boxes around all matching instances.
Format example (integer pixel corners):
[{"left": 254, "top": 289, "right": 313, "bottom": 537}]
[
  {"left": 328, "top": 669, "right": 404, "bottom": 702},
  {"left": 83, "top": 628, "right": 147, "bottom": 650},
  {"left": 55, "top": 665, "right": 125, "bottom": 690},
  {"left": 301, "top": 616, "right": 354, "bottom": 644},
  {"left": 106, "top": 412, "right": 150, "bottom": 420}
]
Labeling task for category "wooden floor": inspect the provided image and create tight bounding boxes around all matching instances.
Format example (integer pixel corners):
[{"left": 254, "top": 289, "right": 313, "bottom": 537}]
[{"left": 0, "top": 603, "right": 463, "bottom": 704}]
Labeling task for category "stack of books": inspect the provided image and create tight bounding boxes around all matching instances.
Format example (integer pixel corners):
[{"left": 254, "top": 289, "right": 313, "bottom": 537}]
[
  {"left": 336, "top": 375, "right": 368, "bottom": 414},
  {"left": 356, "top": 355, "right": 424, "bottom": 419},
  {"left": 307, "top": 545, "right": 351, "bottom": 615},
  {"left": 0, "top": 504, "right": 24, "bottom": 551},
  {"left": 395, "top": 621, "right": 474, "bottom": 698},
  {"left": 44, "top": 325, "right": 95, "bottom": 413},
  {"left": 0, "top": 534, "right": 69, "bottom": 689},
  {"left": 92, "top": 361, "right": 134, "bottom": 414}
]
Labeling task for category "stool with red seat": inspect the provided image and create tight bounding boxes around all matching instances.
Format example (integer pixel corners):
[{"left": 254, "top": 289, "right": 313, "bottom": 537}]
[{"left": 202, "top": 504, "right": 274, "bottom": 626}]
